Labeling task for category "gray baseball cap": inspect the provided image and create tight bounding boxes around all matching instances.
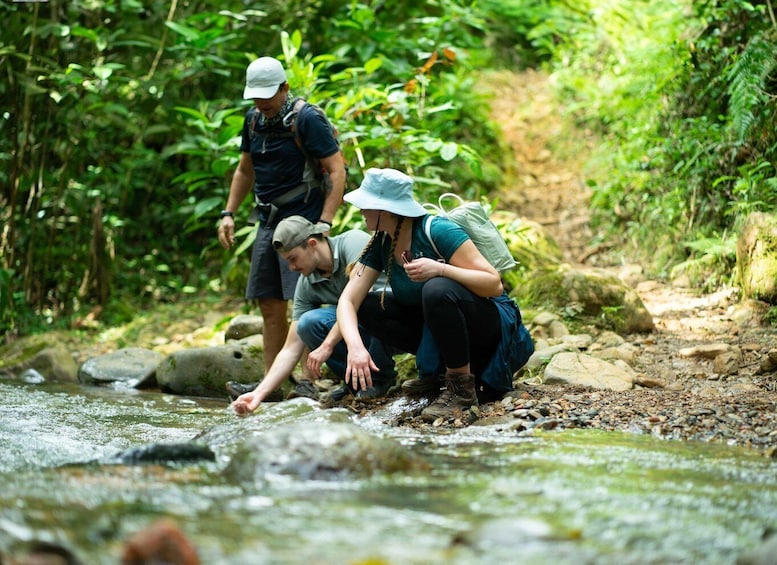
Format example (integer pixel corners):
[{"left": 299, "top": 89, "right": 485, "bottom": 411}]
[{"left": 272, "top": 216, "right": 329, "bottom": 253}]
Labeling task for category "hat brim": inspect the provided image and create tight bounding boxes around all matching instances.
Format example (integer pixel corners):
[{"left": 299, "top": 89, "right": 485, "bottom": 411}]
[
  {"left": 243, "top": 84, "right": 282, "bottom": 99},
  {"left": 344, "top": 189, "right": 427, "bottom": 218}
]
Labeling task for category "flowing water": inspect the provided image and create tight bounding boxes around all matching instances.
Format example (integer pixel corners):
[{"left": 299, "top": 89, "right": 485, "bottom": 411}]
[{"left": 1, "top": 381, "right": 775, "bottom": 564}]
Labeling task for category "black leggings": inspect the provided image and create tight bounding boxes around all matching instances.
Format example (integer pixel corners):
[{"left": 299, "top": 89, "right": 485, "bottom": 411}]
[{"left": 358, "top": 277, "right": 502, "bottom": 378}]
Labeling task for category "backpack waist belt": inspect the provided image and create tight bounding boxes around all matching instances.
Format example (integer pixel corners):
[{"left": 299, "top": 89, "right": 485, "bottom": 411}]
[{"left": 249, "top": 180, "right": 319, "bottom": 226}]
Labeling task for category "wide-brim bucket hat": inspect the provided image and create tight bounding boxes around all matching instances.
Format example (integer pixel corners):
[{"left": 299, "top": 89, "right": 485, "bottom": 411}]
[{"left": 344, "top": 168, "right": 426, "bottom": 218}]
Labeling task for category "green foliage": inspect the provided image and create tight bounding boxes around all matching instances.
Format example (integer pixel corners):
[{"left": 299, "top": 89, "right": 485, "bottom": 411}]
[
  {"left": 1, "top": 0, "right": 505, "bottom": 336},
  {"left": 726, "top": 29, "right": 777, "bottom": 141},
  {"left": 6, "top": 0, "right": 774, "bottom": 336},
  {"left": 765, "top": 306, "right": 777, "bottom": 327},
  {"left": 527, "top": 0, "right": 777, "bottom": 281},
  {"left": 670, "top": 234, "right": 738, "bottom": 290}
]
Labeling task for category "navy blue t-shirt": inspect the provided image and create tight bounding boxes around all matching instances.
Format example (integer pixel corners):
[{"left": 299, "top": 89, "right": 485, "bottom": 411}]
[{"left": 240, "top": 102, "right": 339, "bottom": 226}]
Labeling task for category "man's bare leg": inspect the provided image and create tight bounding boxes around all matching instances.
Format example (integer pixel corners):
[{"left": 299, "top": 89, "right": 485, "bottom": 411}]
[{"left": 256, "top": 298, "right": 289, "bottom": 373}]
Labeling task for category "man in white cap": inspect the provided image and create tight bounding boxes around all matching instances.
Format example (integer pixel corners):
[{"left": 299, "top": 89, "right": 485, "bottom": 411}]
[
  {"left": 229, "top": 215, "right": 397, "bottom": 414},
  {"left": 217, "top": 57, "right": 346, "bottom": 397}
]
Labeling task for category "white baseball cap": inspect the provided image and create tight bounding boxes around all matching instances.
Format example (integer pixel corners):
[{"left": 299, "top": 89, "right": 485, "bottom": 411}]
[{"left": 243, "top": 57, "right": 287, "bottom": 99}]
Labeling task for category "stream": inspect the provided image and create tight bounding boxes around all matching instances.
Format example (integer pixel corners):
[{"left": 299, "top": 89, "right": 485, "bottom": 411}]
[{"left": 1, "top": 380, "right": 775, "bottom": 564}]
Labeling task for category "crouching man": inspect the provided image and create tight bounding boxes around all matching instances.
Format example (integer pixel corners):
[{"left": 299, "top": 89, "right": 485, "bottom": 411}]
[{"left": 231, "top": 216, "right": 396, "bottom": 415}]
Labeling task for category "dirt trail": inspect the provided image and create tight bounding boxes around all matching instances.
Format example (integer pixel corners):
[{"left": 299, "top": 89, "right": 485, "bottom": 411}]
[
  {"left": 482, "top": 69, "right": 593, "bottom": 263},
  {"left": 481, "top": 69, "right": 777, "bottom": 453}
]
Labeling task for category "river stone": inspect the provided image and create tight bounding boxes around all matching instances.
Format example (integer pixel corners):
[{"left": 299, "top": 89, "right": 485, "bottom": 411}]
[
  {"left": 714, "top": 349, "right": 742, "bottom": 375},
  {"left": 4, "top": 344, "right": 78, "bottom": 383},
  {"left": 452, "top": 517, "right": 566, "bottom": 550},
  {"left": 104, "top": 442, "right": 216, "bottom": 466},
  {"left": 737, "top": 530, "right": 777, "bottom": 565},
  {"left": 20, "top": 368, "right": 46, "bottom": 384},
  {"left": 225, "top": 314, "right": 263, "bottom": 341},
  {"left": 543, "top": 352, "right": 635, "bottom": 391},
  {"left": 224, "top": 421, "right": 428, "bottom": 482},
  {"left": 156, "top": 344, "right": 264, "bottom": 398},
  {"left": 524, "top": 343, "right": 580, "bottom": 370},
  {"left": 679, "top": 343, "right": 736, "bottom": 359},
  {"left": 590, "top": 344, "right": 638, "bottom": 365},
  {"left": 78, "top": 347, "right": 163, "bottom": 387}
]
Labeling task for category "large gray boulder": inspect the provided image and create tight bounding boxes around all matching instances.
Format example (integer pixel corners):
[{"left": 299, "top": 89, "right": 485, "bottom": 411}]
[
  {"left": 78, "top": 347, "right": 163, "bottom": 387},
  {"left": 224, "top": 420, "right": 429, "bottom": 483},
  {"left": 156, "top": 343, "right": 264, "bottom": 398}
]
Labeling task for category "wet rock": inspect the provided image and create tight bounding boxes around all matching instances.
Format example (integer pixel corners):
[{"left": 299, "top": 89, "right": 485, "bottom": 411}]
[
  {"left": 224, "top": 421, "right": 428, "bottom": 482},
  {"left": 4, "top": 344, "right": 78, "bottom": 383},
  {"left": 105, "top": 442, "right": 215, "bottom": 466},
  {"left": 452, "top": 516, "right": 577, "bottom": 550},
  {"left": 78, "top": 347, "right": 163, "bottom": 388},
  {"left": 20, "top": 368, "right": 46, "bottom": 384},
  {"left": 156, "top": 344, "right": 264, "bottom": 398},
  {"left": 121, "top": 519, "right": 200, "bottom": 565},
  {"left": 4, "top": 540, "right": 83, "bottom": 565},
  {"left": 737, "top": 528, "right": 777, "bottom": 565}
]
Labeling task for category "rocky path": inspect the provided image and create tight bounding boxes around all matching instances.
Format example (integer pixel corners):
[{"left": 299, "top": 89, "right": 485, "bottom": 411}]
[{"left": 477, "top": 70, "right": 777, "bottom": 455}]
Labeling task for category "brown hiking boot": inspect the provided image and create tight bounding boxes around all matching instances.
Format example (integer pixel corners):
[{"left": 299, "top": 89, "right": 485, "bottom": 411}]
[
  {"left": 420, "top": 372, "right": 479, "bottom": 422},
  {"left": 286, "top": 378, "right": 320, "bottom": 401},
  {"left": 401, "top": 375, "right": 444, "bottom": 397}
]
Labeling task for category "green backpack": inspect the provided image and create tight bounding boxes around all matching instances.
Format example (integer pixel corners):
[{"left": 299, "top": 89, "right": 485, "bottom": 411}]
[{"left": 423, "top": 193, "right": 517, "bottom": 272}]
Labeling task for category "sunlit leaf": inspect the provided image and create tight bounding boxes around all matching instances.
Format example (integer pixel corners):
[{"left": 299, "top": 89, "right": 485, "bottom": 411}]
[
  {"left": 440, "top": 142, "right": 458, "bottom": 161},
  {"left": 165, "top": 21, "right": 200, "bottom": 41}
]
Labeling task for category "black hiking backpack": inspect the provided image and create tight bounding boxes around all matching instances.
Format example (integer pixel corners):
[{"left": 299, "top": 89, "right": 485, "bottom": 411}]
[{"left": 248, "top": 98, "right": 348, "bottom": 193}]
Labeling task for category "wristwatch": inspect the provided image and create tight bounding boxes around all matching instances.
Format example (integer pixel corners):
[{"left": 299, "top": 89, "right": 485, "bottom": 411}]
[{"left": 220, "top": 210, "right": 235, "bottom": 219}]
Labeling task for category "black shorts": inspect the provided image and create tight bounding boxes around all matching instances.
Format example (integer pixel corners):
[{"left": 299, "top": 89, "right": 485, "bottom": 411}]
[{"left": 245, "top": 225, "right": 300, "bottom": 301}]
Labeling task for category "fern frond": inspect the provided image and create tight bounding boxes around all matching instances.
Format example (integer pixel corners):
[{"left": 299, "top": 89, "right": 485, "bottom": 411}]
[{"left": 726, "top": 30, "right": 777, "bottom": 141}]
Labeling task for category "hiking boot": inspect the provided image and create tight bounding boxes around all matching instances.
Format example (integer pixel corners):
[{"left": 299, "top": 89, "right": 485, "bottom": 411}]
[
  {"left": 420, "top": 372, "right": 479, "bottom": 422},
  {"left": 355, "top": 374, "right": 397, "bottom": 399},
  {"left": 226, "top": 381, "right": 257, "bottom": 401},
  {"left": 286, "top": 378, "right": 320, "bottom": 401},
  {"left": 401, "top": 375, "right": 444, "bottom": 397},
  {"left": 226, "top": 381, "right": 283, "bottom": 402},
  {"left": 327, "top": 383, "right": 353, "bottom": 402}
]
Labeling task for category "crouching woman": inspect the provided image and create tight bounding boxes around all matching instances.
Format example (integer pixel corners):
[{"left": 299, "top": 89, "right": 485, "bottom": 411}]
[{"left": 336, "top": 168, "right": 533, "bottom": 423}]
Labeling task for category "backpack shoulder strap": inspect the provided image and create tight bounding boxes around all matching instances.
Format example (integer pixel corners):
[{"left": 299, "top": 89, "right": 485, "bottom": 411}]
[{"left": 422, "top": 215, "right": 444, "bottom": 261}]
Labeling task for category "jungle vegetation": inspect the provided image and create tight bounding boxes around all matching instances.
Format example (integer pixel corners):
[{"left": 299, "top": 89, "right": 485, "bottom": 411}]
[{"left": 1, "top": 0, "right": 775, "bottom": 337}]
